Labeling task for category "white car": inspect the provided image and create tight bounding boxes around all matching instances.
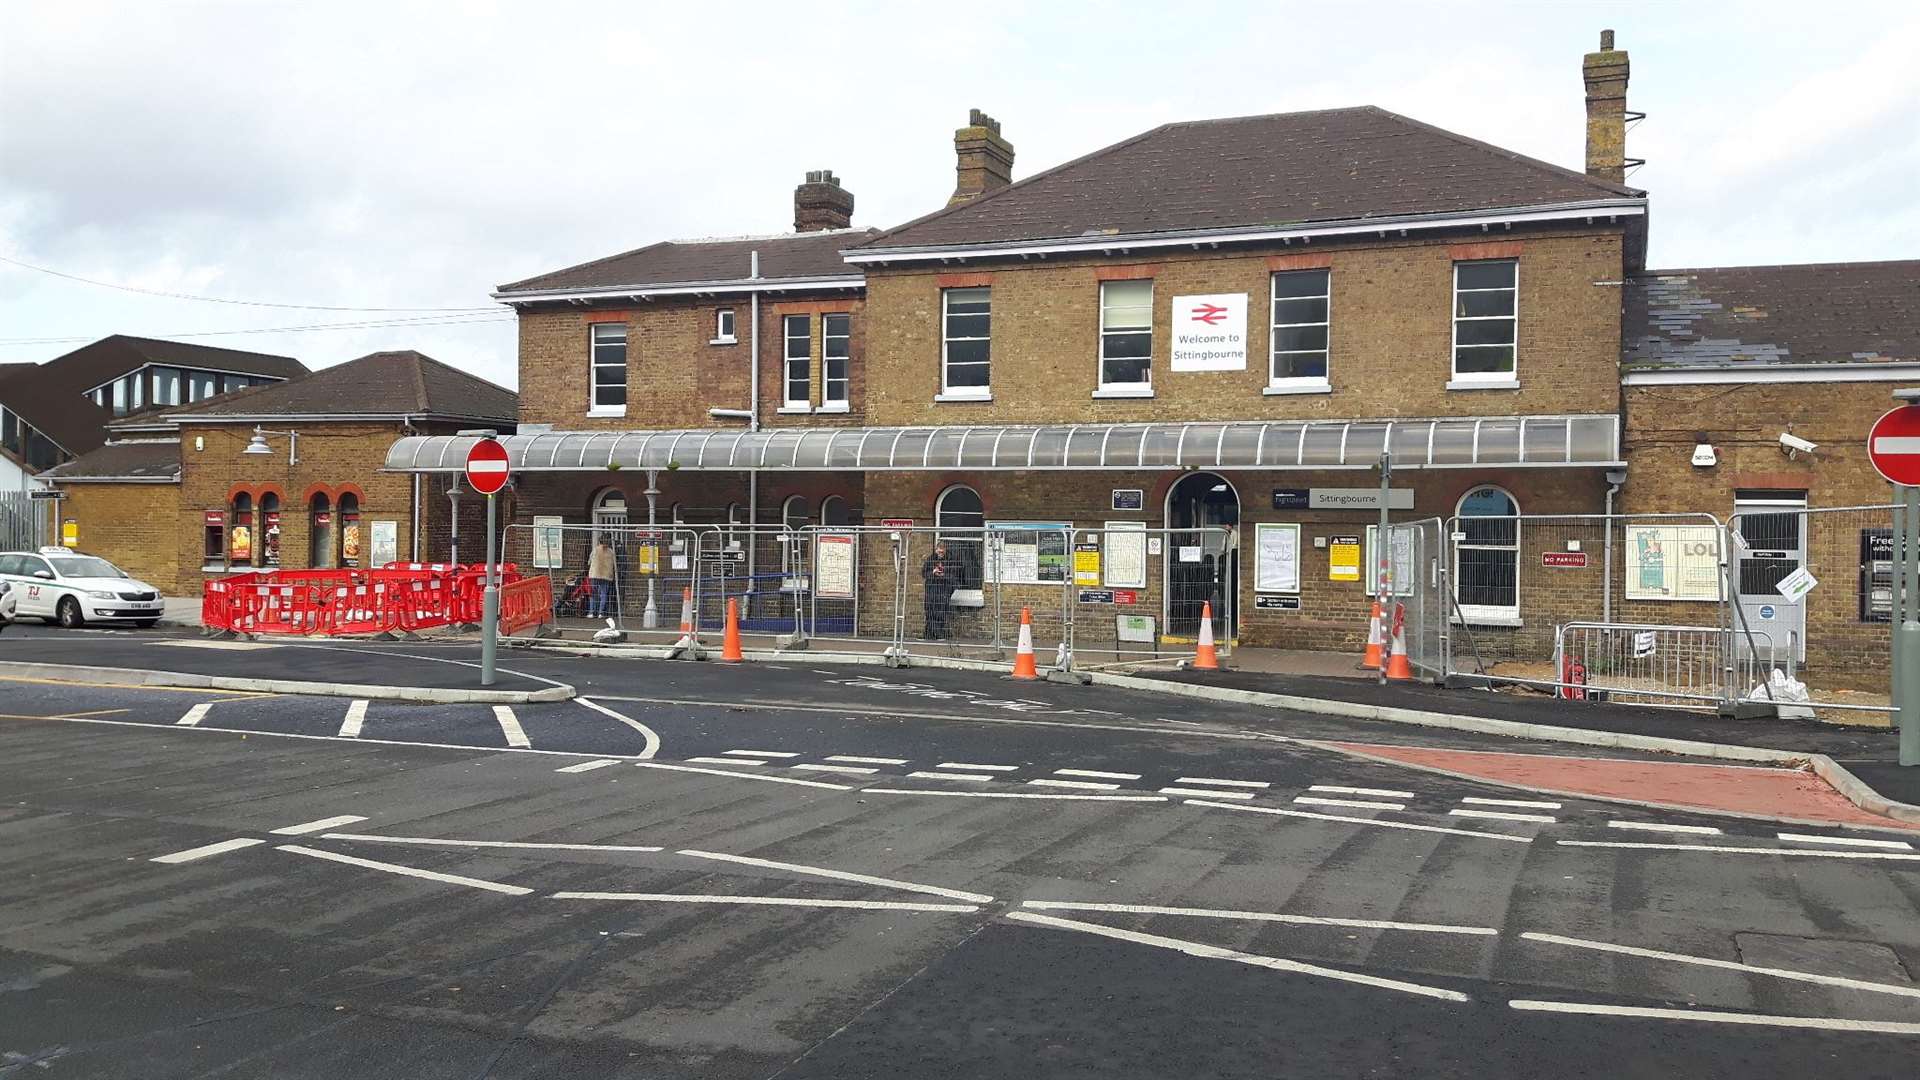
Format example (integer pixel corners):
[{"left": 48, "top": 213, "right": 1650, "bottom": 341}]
[{"left": 0, "top": 548, "right": 167, "bottom": 629}]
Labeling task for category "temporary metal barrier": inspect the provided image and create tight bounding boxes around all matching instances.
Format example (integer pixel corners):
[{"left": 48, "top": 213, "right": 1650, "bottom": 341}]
[
  {"left": 501, "top": 522, "right": 718, "bottom": 638},
  {"left": 1393, "top": 518, "right": 1448, "bottom": 681},
  {"left": 1553, "top": 622, "right": 1785, "bottom": 708}
]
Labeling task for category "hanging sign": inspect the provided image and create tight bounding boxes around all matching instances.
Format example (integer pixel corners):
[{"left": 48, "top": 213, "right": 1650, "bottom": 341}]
[
  {"left": 1775, "top": 566, "right": 1818, "bottom": 602},
  {"left": 1169, "top": 293, "right": 1248, "bottom": 371}
]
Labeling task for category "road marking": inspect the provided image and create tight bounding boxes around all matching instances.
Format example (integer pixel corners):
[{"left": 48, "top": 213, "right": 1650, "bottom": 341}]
[
  {"left": 493, "top": 705, "right": 530, "bottom": 748},
  {"left": 553, "top": 892, "right": 978, "bottom": 912},
  {"left": 1507, "top": 999, "right": 1920, "bottom": 1034},
  {"left": 175, "top": 703, "right": 211, "bottom": 727},
  {"left": 633, "top": 761, "right": 851, "bottom": 790},
  {"left": 1450, "top": 808, "right": 1555, "bottom": 824},
  {"left": 793, "top": 763, "right": 879, "bottom": 776},
  {"left": 868, "top": 788, "right": 1167, "bottom": 802},
  {"left": 1054, "top": 769, "right": 1142, "bottom": 780},
  {"left": 557, "top": 759, "right": 620, "bottom": 773},
  {"left": 1557, "top": 840, "right": 1920, "bottom": 861},
  {"left": 336, "top": 699, "right": 367, "bottom": 738},
  {"left": 826, "top": 755, "right": 909, "bottom": 765},
  {"left": 1461, "top": 797, "right": 1562, "bottom": 810},
  {"left": 1310, "top": 785, "right": 1415, "bottom": 799},
  {"left": 909, "top": 771, "right": 996, "bottom": 782},
  {"left": 151, "top": 837, "right": 265, "bottom": 864},
  {"left": 1006, "top": 911, "right": 1470, "bottom": 1002},
  {"left": 1607, "top": 821, "right": 1722, "bottom": 836},
  {"left": 725, "top": 750, "right": 803, "bottom": 759},
  {"left": 277, "top": 844, "right": 533, "bottom": 895},
  {"left": 1161, "top": 787, "right": 1257, "bottom": 800},
  {"left": 573, "top": 697, "right": 661, "bottom": 759},
  {"left": 937, "top": 762, "right": 1020, "bottom": 771},
  {"left": 1520, "top": 932, "right": 1920, "bottom": 999},
  {"left": 323, "top": 832, "right": 664, "bottom": 854},
  {"left": 1188, "top": 800, "right": 1533, "bottom": 842},
  {"left": 1029, "top": 779, "right": 1121, "bottom": 791},
  {"left": 687, "top": 756, "right": 764, "bottom": 766},
  {"left": 1294, "top": 796, "right": 1406, "bottom": 811},
  {"left": 270, "top": 815, "right": 368, "bottom": 836},
  {"left": 1777, "top": 832, "right": 1915, "bottom": 850},
  {"left": 678, "top": 849, "right": 994, "bottom": 903},
  {"left": 1175, "top": 777, "right": 1270, "bottom": 789},
  {"left": 1021, "top": 901, "right": 1498, "bottom": 936}
]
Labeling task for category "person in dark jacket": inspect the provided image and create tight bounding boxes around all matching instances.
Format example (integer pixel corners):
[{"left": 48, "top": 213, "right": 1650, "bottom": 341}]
[{"left": 920, "top": 539, "right": 958, "bottom": 640}]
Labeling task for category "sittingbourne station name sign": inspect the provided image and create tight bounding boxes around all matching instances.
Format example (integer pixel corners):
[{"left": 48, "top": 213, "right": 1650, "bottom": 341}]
[{"left": 1170, "top": 293, "right": 1248, "bottom": 372}]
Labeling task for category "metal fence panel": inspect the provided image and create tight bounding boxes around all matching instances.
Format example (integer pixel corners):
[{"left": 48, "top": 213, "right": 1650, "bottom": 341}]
[{"left": 1, "top": 492, "right": 47, "bottom": 551}]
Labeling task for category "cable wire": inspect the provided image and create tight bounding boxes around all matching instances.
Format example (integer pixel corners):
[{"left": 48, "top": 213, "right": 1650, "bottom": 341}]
[
  {"left": 0, "top": 313, "right": 513, "bottom": 347},
  {"left": 0, "top": 252, "right": 498, "bottom": 313}
]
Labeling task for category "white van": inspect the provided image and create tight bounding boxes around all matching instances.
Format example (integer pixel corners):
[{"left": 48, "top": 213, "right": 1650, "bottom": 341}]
[{"left": 0, "top": 548, "right": 167, "bottom": 629}]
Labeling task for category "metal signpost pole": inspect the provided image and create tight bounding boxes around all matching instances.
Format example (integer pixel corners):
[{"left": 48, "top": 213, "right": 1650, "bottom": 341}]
[
  {"left": 1872, "top": 391, "right": 1920, "bottom": 766},
  {"left": 1904, "top": 484, "right": 1920, "bottom": 765},
  {"left": 481, "top": 492, "right": 499, "bottom": 686},
  {"left": 1377, "top": 451, "right": 1392, "bottom": 686}
]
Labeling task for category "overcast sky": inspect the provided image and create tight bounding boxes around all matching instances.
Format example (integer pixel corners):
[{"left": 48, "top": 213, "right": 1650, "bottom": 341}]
[{"left": 3, "top": 1, "right": 1916, "bottom": 389}]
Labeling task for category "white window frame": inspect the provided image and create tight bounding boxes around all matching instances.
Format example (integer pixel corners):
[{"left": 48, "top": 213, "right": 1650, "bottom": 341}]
[
  {"left": 1449, "top": 259, "right": 1519, "bottom": 388},
  {"left": 939, "top": 287, "right": 992, "bottom": 401},
  {"left": 713, "top": 307, "right": 737, "bottom": 345},
  {"left": 781, "top": 314, "right": 812, "bottom": 412},
  {"left": 1095, "top": 279, "right": 1154, "bottom": 397},
  {"left": 1268, "top": 269, "right": 1332, "bottom": 394},
  {"left": 1453, "top": 485, "right": 1521, "bottom": 624},
  {"left": 588, "top": 323, "right": 628, "bottom": 416},
  {"left": 821, "top": 312, "right": 851, "bottom": 412}
]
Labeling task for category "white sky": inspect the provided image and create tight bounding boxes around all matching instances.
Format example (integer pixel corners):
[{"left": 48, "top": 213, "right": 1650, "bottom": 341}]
[{"left": 3, "top": 0, "right": 1916, "bottom": 389}]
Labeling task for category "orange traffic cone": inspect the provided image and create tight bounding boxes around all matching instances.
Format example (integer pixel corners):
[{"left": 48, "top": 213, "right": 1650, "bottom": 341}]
[
  {"left": 1010, "top": 607, "right": 1039, "bottom": 680},
  {"left": 1189, "top": 601, "right": 1221, "bottom": 671},
  {"left": 720, "top": 597, "right": 744, "bottom": 663},
  {"left": 1384, "top": 602, "right": 1414, "bottom": 681},
  {"left": 1359, "top": 598, "right": 1385, "bottom": 670},
  {"left": 677, "top": 587, "right": 695, "bottom": 642}
]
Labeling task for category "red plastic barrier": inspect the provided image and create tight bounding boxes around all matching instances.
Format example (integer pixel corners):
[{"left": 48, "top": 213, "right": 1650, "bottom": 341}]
[
  {"left": 500, "top": 576, "right": 554, "bottom": 636},
  {"left": 202, "top": 563, "right": 526, "bottom": 637}
]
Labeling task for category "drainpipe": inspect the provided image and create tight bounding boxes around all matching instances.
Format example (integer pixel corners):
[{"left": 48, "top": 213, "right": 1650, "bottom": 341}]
[
  {"left": 406, "top": 417, "right": 421, "bottom": 562},
  {"left": 748, "top": 249, "right": 761, "bottom": 592},
  {"left": 1603, "top": 468, "right": 1626, "bottom": 623}
]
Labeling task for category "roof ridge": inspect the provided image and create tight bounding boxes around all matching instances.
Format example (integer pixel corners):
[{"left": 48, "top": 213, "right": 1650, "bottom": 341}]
[
  {"left": 1640, "top": 259, "right": 1920, "bottom": 276},
  {"left": 1359, "top": 106, "right": 1643, "bottom": 199},
  {"left": 497, "top": 239, "right": 674, "bottom": 294},
  {"left": 410, "top": 351, "right": 431, "bottom": 411}
]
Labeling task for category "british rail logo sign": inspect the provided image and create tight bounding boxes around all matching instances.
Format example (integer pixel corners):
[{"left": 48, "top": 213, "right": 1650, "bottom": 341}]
[{"left": 1171, "top": 293, "right": 1248, "bottom": 372}]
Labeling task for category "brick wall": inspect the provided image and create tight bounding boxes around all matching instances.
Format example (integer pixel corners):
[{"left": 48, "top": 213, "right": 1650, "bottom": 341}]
[{"left": 55, "top": 482, "right": 183, "bottom": 593}]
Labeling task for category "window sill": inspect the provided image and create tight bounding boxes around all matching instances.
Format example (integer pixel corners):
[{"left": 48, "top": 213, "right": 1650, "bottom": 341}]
[
  {"left": 816, "top": 402, "right": 851, "bottom": 414},
  {"left": 934, "top": 391, "right": 993, "bottom": 403},
  {"left": 587, "top": 406, "right": 628, "bottom": 418},
  {"left": 776, "top": 405, "right": 813, "bottom": 415},
  {"left": 1263, "top": 380, "right": 1332, "bottom": 396},
  {"left": 1452, "top": 612, "right": 1523, "bottom": 629},
  {"left": 1446, "top": 378, "right": 1520, "bottom": 391},
  {"left": 1092, "top": 386, "right": 1154, "bottom": 399},
  {"left": 709, "top": 337, "right": 738, "bottom": 346}
]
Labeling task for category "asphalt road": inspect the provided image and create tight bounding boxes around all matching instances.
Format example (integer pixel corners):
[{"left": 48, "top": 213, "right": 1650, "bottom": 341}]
[{"left": 4, "top": 635, "right": 1920, "bottom": 1076}]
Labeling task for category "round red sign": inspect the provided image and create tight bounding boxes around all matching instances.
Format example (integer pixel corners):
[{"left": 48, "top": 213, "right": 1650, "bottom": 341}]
[
  {"left": 1868, "top": 406, "right": 1920, "bottom": 487},
  {"left": 465, "top": 438, "right": 510, "bottom": 496}
]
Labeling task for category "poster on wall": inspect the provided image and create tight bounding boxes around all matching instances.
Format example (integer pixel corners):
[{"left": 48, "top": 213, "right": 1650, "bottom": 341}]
[
  {"left": 262, "top": 512, "right": 282, "bottom": 567},
  {"left": 986, "top": 523, "right": 1069, "bottom": 585},
  {"left": 1102, "top": 522, "right": 1147, "bottom": 588},
  {"left": 1328, "top": 535, "right": 1361, "bottom": 582},
  {"left": 370, "top": 520, "right": 398, "bottom": 568},
  {"left": 1169, "top": 293, "right": 1248, "bottom": 372},
  {"left": 1254, "top": 523, "right": 1301, "bottom": 594},
  {"left": 1073, "top": 541, "right": 1102, "bottom": 586},
  {"left": 814, "top": 532, "right": 857, "bottom": 599},
  {"left": 532, "top": 515, "right": 564, "bottom": 569},
  {"left": 1362, "top": 525, "right": 1415, "bottom": 596},
  {"left": 229, "top": 522, "right": 252, "bottom": 564},
  {"left": 341, "top": 519, "right": 362, "bottom": 568},
  {"left": 1624, "top": 524, "right": 1722, "bottom": 601}
]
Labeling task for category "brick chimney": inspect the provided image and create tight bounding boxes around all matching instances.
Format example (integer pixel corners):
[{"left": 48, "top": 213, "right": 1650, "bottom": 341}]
[
  {"left": 949, "top": 109, "right": 1015, "bottom": 207},
  {"left": 794, "top": 170, "right": 854, "bottom": 232},
  {"left": 1583, "top": 29, "right": 1631, "bottom": 184}
]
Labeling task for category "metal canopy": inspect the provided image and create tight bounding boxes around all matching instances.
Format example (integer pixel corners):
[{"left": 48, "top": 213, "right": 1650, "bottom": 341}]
[{"left": 384, "top": 415, "right": 1623, "bottom": 474}]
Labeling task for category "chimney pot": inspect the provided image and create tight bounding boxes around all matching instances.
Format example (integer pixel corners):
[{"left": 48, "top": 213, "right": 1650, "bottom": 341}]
[
  {"left": 1599, "top": 28, "right": 1613, "bottom": 50},
  {"left": 793, "top": 169, "right": 854, "bottom": 232},
  {"left": 949, "top": 109, "right": 1015, "bottom": 207},
  {"left": 1582, "top": 30, "right": 1631, "bottom": 184}
]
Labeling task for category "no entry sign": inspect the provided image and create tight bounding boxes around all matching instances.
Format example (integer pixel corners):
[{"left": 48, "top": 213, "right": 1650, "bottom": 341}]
[
  {"left": 1868, "top": 406, "right": 1920, "bottom": 486},
  {"left": 465, "top": 438, "right": 510, "bottom": 496}
]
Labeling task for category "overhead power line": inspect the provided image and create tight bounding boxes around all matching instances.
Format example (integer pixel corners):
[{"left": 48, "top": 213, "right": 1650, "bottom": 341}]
[
  {"left": 0, "top": 312, "right": 514, "bottom": 347},
  {"left": 0, "top": 252, "right": 498, "bottom": 313}
]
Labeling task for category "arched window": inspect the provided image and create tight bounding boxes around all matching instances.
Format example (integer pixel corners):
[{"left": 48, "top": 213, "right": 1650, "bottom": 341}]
[
  {"left": 592, "top": 489, "right": 628, "bottom": 530},
  {"left": 230, "top": 492, "right": 255, "bottom": 567},
  {"left": 1455, "top": 485, "right": 1519, "bottom": 619},
  {"left": 310, "top": 492, "right": 334, "bottom": 569},
  {"left": 781, "top": 494, "right": 810, "bottom": 531},
  {"left": 338, "top": 492, "right": 362, "bottom": 568},
  {"left": 935, "top": 485, "right": 985, "bottom": 589},
  {"left": 260, "top": 492, "right": 282, "bottom": 567},
  {"left": 669, "top": 502, "right": 685, "bottom": 525},
  {"left": 820, "top": 495, "right": 851, "bottom": 528}
]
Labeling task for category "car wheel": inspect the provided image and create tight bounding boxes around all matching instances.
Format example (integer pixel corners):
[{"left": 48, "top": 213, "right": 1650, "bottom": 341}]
[
  {"left": 57, "top": 597, "right": 85, "bottom": 629},
  {"left": 135, "top": 619, "right": 159, "bottom": 629}
]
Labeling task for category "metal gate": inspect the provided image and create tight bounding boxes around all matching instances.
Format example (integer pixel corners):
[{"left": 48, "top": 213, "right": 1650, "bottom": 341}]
[
  {"left": 1731, "top": 493, "right": 1809, "bottom": 662},
  {"left": 0, "top": 492, "right": 48, "bottom": 551}
]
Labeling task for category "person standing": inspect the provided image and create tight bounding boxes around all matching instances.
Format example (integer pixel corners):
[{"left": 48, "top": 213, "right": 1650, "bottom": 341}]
[
  {"left": 921, "top": 538, "right": 957, "bottom": 640},
  {"left": 588, "top": 535, "right": 617, "bottom": 619}
]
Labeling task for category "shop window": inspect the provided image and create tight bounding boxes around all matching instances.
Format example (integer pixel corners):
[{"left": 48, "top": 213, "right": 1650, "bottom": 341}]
[
  {"left": 1270, "top": 269, "right": 1331, "bottom": 388},
  {"left": 1452, "top": 259, "right": 1518, "bottom": 383},
  {"left": 1455, "top": 486, "right": 1519, "bottom": 620},
  {"left": 1098, "top": 279, "right": 1153, "bottom": 392},
  {"left": 202, "top": 511, "right": 226, "bottom": 567},
  {"left": 339, "top": 493, "right": 362, "bottom": 568},
  {"left": 714, "top": 308, "right": 737, "bottom": 344},
  {"left": 783, "top": 315, "right": 811, "bottom": 409},
  {"left": 934, "top": 484, "right": 984, "bottom": 588},
  {"left": 589, "top": 323, "right": 628, "bottom": 414},
  {"left": 822, "top": 313, "right": 851, "bottom": 409},
  {"left": 940, "top": 287, "right": 991, "bottom": 398},
  {"left": 260, "top": 493, "right": 282, "bottom": 568},
  {"left": 230, "top": 493, "right": 255, "bottom": 567},
  {"left": 310, "top": 493, "right": 335, "bottom": 569}
]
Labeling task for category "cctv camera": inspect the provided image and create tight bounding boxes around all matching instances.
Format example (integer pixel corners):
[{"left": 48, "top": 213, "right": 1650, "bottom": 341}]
[{"left": 1779, "top": 432, "right": 1818, "bottom": 456}]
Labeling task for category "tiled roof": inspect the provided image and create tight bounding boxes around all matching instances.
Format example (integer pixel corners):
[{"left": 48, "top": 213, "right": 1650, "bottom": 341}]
[
  {"left": 41, "top": 440, "right": 181, "bottom": 482},
  {"left": 858, "top": 106, "right": 1642, "bottom": 250},
  {"left": 1624, "top": 261, "right": 1920, "bottom": 370},
  {"left": 498, "top": 228, "right": 877, "bottom": 295},
  {"left": 169, "top": 350, "right": 516, "bottom": 424}
]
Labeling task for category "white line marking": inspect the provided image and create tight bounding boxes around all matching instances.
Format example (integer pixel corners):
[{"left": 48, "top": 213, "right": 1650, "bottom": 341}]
[
  {"left": 1174, "top": 777, "right": 1270, "bottom": 789},
  {"left": 276, "top": 844, "right": 533, "bottom": 895},
  {"left": 1450, "top": 808, "right": 1556, "bottom": 824},
  {"left": 826, "top": 755, "right": 909, "bottom": 765},
  {"left": 686, "top": 756, "right": 764, "bottom": 766},
  {"left": 868, "top": 788, "right": 1167, "bottom": 802},
  {"left": 1187, "top": 800, "right": 1532, "bottom": 842},
  {"left": 937, "top": 762, "right": 1020, "bottom": 771},
  {"left": 909, "top": 771, "right": 996, "bottom": 782},
  {"left": 151, "top": 837, "right": 264, "bottom": 864},
  {"left": 1608, "top": 821, "right": 1722, "bottom": 836},
  {"left": 812, "top": 670, "right": 842, "bottom": 675},
  {"left": 175, "top": 703, "right": 211, "bottom": 727},
  {"left": 1521, "top": 932, "right": 1920, "bottom": 999},
  {"left": 322, "top": 832, "right": 664, "bottom": 854},
  {"left": 1161, "top": 787, "right": 1257, "bottom": 800},
  {"left": 1778, "top": 832, "right": 1915, "bottom": 850},
  {"left": 492, "top": 705, "right": 529, "bottom": 748},
  {"left": 1021, "top": 901, "right": 1498, "bottom": 936},
  {"left": 574, "top": 697, "right": 660, "bottom": 759},
  {"left": 793, "top": 763, "right": 879, "bottom": 776},
  {"left": 1461, "top": 797, "right": 1562, "bottom": 810},
  {"left": 1054, "top": 769, "right": 1142, "bottom": 781},
  {"left": 552, "top": 892, "right": 978, "bottom": 912},
  {"left": 725, "top": 750, "right": 802, "bottom": 758},
  {"left": 1310, "top": 785, "right": 1415, "bottom": 799},
  {"left": 1294, "top": 796, "right": 1406, "bottom": 811},
  {"left": 1006, "top": 911, "right": 1469, "bottom": 1002},
  {"left": 339, "top": 699, "right": 367, "bottom": 738},
  {"left": 1557, "top": 840, "right": 1920, "bottom": 860},
  {"left": 40, "top": 714, "right": 661, "bottom": 763},
  {"left": 557, "top": 759, "right": 620, "bottom": 773},
  {"left": 1873, "top": 436, "right": 1920, "bottom": 456},
  {"left": 1028, "top": 779, "right": 1121, "bottom": 791},
  {"left": 677, "top": 849, "right": 994, "bottom": 903},
  {"left": 270, "top": 815, "right": 368, "bottom": 836},
  {"left": 1507, "top": 999, "right": 1920, "bottom": 1034},
  {"left": 633, "top": 761, "right": 851, "bottom": 790}
]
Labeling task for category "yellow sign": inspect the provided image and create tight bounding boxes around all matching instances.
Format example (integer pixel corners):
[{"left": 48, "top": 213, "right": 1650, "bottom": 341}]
[
  {"left": 637, "top": 543, "right": 659, "bottom": 576},
  {"left": 1328, "top": 536, "right": 1361, "bottom": 582},
  {"left": 1073, "top": 543, "right": 1102, "bottom": 587},
  {"left": 61, "top": 519, "right": 78, "bottom": 548}
]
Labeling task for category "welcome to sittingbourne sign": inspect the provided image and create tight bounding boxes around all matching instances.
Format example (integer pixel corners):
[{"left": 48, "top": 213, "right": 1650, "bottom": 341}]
[{"left": 1170, "top": 293, "right": 1248, "bottom": 372}]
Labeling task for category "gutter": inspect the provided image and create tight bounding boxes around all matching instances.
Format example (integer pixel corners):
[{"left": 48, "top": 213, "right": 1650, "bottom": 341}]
[{"left": 492, "top": 275, "right": 864, "bottom": 307}]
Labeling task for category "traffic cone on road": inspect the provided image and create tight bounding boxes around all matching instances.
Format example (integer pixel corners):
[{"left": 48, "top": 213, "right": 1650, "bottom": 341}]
[
  {"left": 676, "top": 587, "right": 696, "bottom": 645},
  {"left": 1010, "top": 607, "right": 1040, "bottom": 680},
  {"left": 1189, "top": 602, "right": 1221, "bottom": 671},
  {"left": 720, "top": 598, "right": 744, "bottom": 663},
  {"left": 1359, "top": 598, "right": 1385, "bottom": 670},
  {"left": 1384, "top": 603, "right": 1414, "bottom": 681}
]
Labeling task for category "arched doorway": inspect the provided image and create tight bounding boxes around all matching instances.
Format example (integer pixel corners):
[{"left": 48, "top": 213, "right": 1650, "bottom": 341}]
[{"left": 1164, "top": 472, "right": 1239, "bottom": 640}]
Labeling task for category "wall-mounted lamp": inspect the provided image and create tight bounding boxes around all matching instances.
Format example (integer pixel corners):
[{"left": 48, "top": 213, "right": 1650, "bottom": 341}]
[{"left": 242, "top": 426, "right": 298, "bottom": 465}]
